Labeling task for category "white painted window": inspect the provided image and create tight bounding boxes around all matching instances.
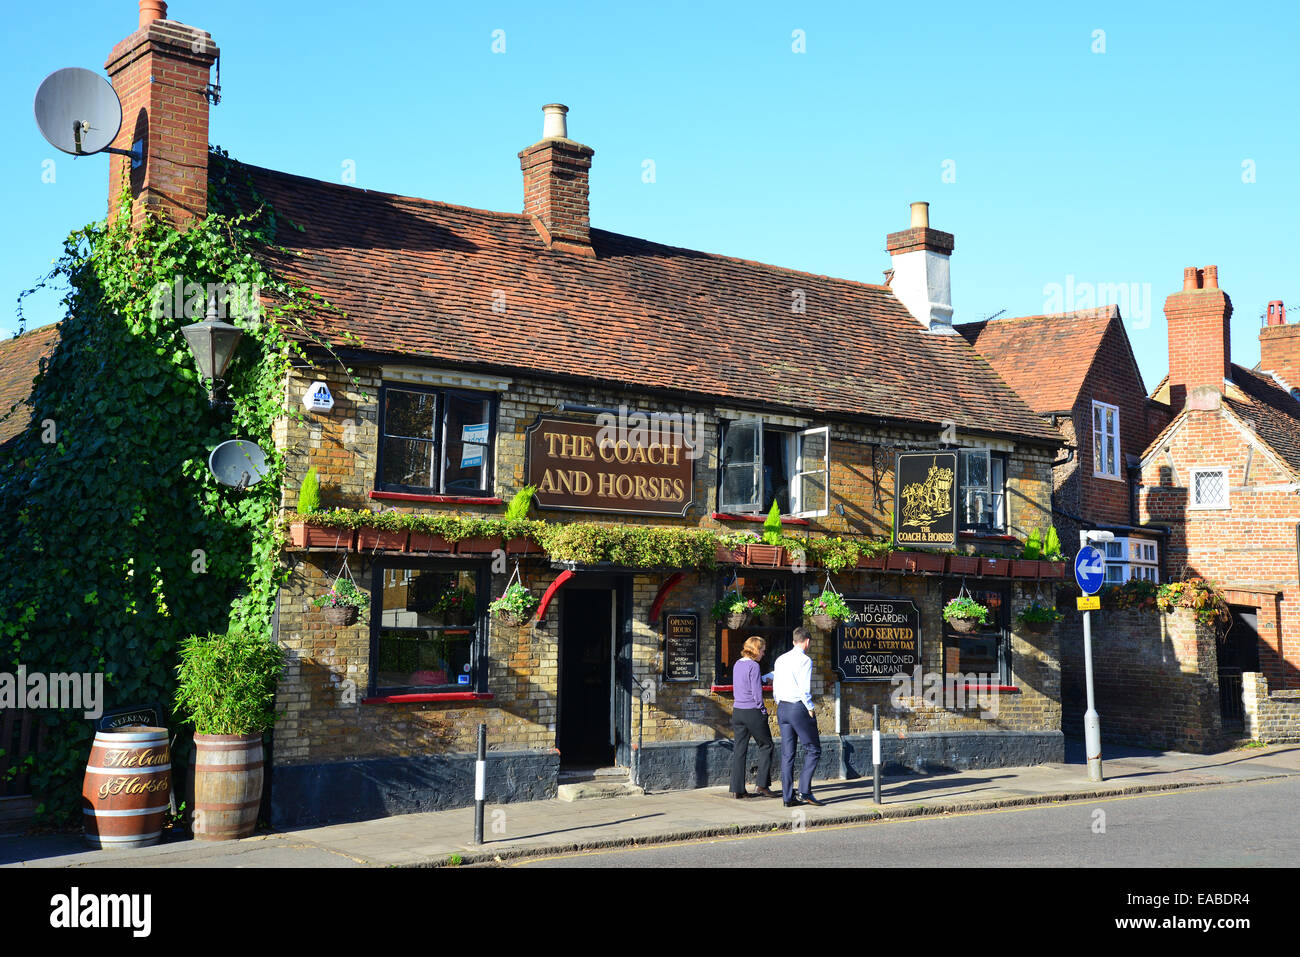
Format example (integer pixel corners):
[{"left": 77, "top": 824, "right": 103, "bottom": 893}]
[
  {"left": 1190, "top": 468, "right": 1230, "bottom": 509},
  {"left": 1104, "top": 537, "right": 1159, "bottom": 583},
  {"left": 1092, "top": 400, "right": 1121, "bottom": 478},
  {"left": 719, "top": 419, "right": 830, "bottom": 517},
  {"left": 958, "top": 448, "right": 1006, "bottom": 531}
]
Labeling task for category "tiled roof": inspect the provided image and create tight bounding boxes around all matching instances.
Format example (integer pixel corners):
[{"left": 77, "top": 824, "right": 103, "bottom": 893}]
[
  {"left": 1144, "top": 365, "right": 1300, "bottom": 480},
  {"left": 955, "top": 306, "right": 1121, "bottom": 414},
  {"left": 237, "top": 165, "right": 1059, "bottom": 445},
  {"left": 0, "top": 323, "right": 60, "bottom": 444}
]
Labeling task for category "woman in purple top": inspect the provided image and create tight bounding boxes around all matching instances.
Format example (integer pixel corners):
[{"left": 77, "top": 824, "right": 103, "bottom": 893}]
[{"left": 730, "top": 636, "right": 776, "bottom": 799}]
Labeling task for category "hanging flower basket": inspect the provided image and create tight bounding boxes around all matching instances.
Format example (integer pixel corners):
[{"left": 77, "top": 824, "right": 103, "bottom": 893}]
[
  {"left": 322, "top": 605, "right": 358, "bottom": 626},
  {"left": 489, "top": 575, "right": 539, "bottom": 628},
  {"left": 947, "top": 616, "right": 981, "bottom": 635},
  {"left": 1023, "top": 619, "right": 1054, "bottom": 635},
  {"left": 712, "top": 590, "right": 757, "bottom": 630},
  {"left": 803, "top": 586, "right": 851, "bottom": 632},
  {"left": 810, "top": 613, "right": 837, "bottom": 632},
  {"left": 725, "top": 611, "right": 751, "bottom": 630},
  {"left": 943, "top": 595, "right": 991, "bottom": 635}
]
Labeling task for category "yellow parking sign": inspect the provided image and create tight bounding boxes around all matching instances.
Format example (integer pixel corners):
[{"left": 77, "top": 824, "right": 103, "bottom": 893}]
[{"left": 1076, "top": 595, "right": 1100, "bottom": 611}]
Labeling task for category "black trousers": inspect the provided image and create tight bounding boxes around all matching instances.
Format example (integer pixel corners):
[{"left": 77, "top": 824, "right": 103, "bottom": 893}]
[
  {"left": 777, "top": 700, "right": 822, "bottom": 800},
  {"left": 730, "top": 707, "right": 773, "bottom": 794}
]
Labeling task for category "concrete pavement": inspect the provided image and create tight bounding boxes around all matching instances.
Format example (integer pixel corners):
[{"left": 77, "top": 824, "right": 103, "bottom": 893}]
[{"left": 4, "top": 740, "right": 1298, "bottom": 868}]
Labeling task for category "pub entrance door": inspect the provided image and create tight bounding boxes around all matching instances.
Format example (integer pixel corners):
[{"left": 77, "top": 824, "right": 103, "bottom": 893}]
[{"left": 558, "top": 587, "right": 617, "bottom": 768}]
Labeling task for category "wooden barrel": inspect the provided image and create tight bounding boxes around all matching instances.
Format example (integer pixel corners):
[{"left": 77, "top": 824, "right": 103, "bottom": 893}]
[
  {"left": 82, "top": 726, "right": 172, "bottom": 849},
  {"left": 192, "top": 733, "right": 264, "bottom": 840}
]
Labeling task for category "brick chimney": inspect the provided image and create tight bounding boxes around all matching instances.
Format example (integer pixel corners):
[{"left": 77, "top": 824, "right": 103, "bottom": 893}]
[
  {"left": 518, "top": 104, "right": 595, "bottom": 258},
  {"left": 1165, "top": 265, "right": 1232, "bottom": 410},
  {"left": 886, "top": 202, "right": 955, "bottom": 332},
  {"left": 105, "top": 1, "right": 218, "bottom": 229},
  {"left": 1259, "top": 301, "right": 1300, "bottom": 389}
]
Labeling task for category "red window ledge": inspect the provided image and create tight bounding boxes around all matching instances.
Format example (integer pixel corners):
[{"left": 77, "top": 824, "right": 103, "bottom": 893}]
[
  {"left": 370, "top": 491, "right": 504, "bottom": 505},
  {"left": 710, "top": 684, "right": 775, "bottom": 694},
  {"left": 362, "top": 692, "right": 495, "bottom": 704},
  {"left": 711, "top": 512, "right": 811, "bottom": 526}
]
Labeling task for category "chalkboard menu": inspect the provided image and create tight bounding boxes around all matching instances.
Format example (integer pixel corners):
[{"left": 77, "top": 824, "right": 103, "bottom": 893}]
[
  {"left": 832, "top": 597, "right": 921, "bottom": 681},
  {"left": 663, "top": 613, "right": 699, "bottom": 682},
  {"left": 894, "top": 451, "right": 957, "bottom": 548}
]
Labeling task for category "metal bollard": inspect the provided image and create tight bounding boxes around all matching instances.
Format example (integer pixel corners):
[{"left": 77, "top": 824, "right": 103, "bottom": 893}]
[
  {"left": 872, "top": 704, "right": 882, "bottom": 805},
  {"left": 473, "top": 723, "right": 486, "bottom": 844}
]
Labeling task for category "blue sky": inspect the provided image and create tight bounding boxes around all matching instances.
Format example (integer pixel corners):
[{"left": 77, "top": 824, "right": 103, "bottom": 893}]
[{"left": 4, "top": 0, "right": 1296, "bottom": 390}]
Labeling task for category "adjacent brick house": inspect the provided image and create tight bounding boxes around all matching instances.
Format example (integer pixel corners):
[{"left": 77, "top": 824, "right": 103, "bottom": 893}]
[
  {"left": 0, "top": 323, "right": 61, "bottom": 447},
  {"left": 958, "top": 306, "right": 1170, "bottom": 580},
  {"left": 1142, "top": 266, "right": 1300, "bottom": 709},
  {"left": 90, "top": 2, "right": 1083, "bottom": 826}
]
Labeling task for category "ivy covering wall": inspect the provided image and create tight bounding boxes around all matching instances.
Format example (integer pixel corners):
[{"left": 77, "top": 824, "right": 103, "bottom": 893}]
[{"left": 0, "top": 152, "right": 324, "bottom": 822}]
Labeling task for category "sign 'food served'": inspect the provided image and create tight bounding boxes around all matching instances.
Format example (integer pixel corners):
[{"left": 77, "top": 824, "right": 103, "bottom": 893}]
[
  {"left": 833, "top": 596, "right": 922, "bottom": 680},
  {"left": 894, "top": 451, "right": 957, "bottom": 548},
  {"left": 526, "top": 416, "right": 695, "bottom": 516}
]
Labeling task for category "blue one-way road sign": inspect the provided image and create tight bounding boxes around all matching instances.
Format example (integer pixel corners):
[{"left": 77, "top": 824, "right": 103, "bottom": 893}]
[{"left": 1075, "top": 546, "right": 1105, "bottom": 595}]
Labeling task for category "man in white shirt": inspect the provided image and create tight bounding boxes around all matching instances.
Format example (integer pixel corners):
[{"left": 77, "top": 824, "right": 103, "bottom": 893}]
[{"left": 772, "top": 627, "right": 823, "bottom": 807}]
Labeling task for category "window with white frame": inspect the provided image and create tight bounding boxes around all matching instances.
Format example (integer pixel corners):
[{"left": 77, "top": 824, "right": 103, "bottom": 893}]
[
  {"left": 719, "top": 419, "right": 829, "bottom": 517},
  {"left": 1190, "top": 468, "right": 1229, "bottom": 509},
  {"left": 1103, "top": 537, "right": 1159, "bottom": 583},
  {"left": 1092, "top": 400, "right": 1121, "bottom": 478}
]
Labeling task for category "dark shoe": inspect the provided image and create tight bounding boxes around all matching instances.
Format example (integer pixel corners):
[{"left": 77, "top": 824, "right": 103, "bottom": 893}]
[
  {"left": 754, "top": 786, "right": 777, "bottom": 798},
  {"left": 799, "top": 793, "right": 825, "bottom": 807},
  {"left": 732, "top": 791, "right": 750, "bottom": 799},
  {"left": 783, "top": 797, "right": 804, "bottom": 807}
]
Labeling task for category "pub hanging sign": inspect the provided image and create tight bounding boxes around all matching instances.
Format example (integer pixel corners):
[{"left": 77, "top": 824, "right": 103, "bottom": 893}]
[{"left": 893, "top": 451, "right": 957, "bottom": 549}]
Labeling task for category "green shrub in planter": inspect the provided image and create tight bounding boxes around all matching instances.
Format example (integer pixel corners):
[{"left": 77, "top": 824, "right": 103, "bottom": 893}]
[
  {"left": 504, "top": 485, "right": 537, "bottom": 521},
  {"left": 761, "top": 501, "right": 784, "bottom": 546},
  {"left": 174, "top": 630, "right": 285, "bottom": 736},
  {"left": 298, "top": 466, "right": 321, "bottom": 515}
]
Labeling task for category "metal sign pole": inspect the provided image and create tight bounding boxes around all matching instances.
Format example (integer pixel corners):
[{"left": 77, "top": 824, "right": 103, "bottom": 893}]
[
  {"left": 872, "top": 704, "right": 882, "bottom": 804},
  {"left": 473, "top": 723, "right": 486, "bottom": 844},
  {"left": 1082, "top": 608, "right": 1103, "bottom": 782},
  {"left": 1076, "top": 531, "right": 1111, "bottom": 783}
]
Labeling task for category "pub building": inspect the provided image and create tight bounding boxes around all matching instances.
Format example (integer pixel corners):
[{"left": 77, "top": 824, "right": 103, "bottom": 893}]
[{"left": 253, "top": 104, "right": 1070, "bottom": 825}]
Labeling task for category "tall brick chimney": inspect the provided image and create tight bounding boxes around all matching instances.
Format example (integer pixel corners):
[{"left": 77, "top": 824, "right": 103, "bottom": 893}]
[
  {"left": 518, "top": 104, "right": 595, "bottom": 258},
  {"left": 886, "top": 202, "right": 955, "bottom": 333},
  {"left": 1165, "top": 265, "right": 1232, "bottom": 410},
  {"left": 1259, "top": 301, "right": 1300, "bottom": 389},
  {"left": 105, "top": 1, "right": 218, "bottom": 229}
]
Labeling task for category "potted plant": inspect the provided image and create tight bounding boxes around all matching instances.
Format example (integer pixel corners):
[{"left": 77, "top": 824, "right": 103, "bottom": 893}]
[
  {"left": 407, "top": 513, "right": 454, "bottom": 554},
  {"left": 297, "top": 465, "right": 321, "bottom": 515},
  {"left": 455, "top": 517, "right": 503, "bottom": 555},
  {"left": 803, "top": 589, "right": 851, "bottom": 632},
  {"left": 1016, "top": 600, "right": 1063, "bottom": 635},
  {"left": 712, "top": 590, "right": 757, "bottom": 630},
  {"left": 943, "top": 595, "right": 991, "bottom": 635},
  {"left": 745, "top": 502, "right": 787, "bottom": 566},
  {"left": 436, "top": 586, "right": 477, "bottom": 626},
  {"left": 312, "top": 577, "right": 368, "bottom": 626},
  {"left": 174, "top": 629, "right": 284, "bottom": 841},
  {"left": 355, "top": 508, "right": 409, "bottom": 552},
  {"left": 489, "top": 580, "right": 539, "bottom": 627},
  {"left": 503, "top": 486, "right": 545, "bottom": 554},
  {"left": 287, "top": 507, "right": 360, "bottom": 549},
  {"left": 756, "top": 586, "right": 787, "bottom": 625}
]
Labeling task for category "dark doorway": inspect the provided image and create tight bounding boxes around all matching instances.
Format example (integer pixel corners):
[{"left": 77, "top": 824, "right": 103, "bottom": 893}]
[
  {"left": 1219, "top": 607, "right": 1262, "bottom": 729},
  {"left": 559, "top": 588, "right": 615, "bottom": 767}
]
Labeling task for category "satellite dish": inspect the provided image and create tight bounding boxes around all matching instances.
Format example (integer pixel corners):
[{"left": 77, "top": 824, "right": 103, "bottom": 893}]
[
  {"left": 34, "top": 67, "right": 124, "bottom": 156},
  {"left": 209, "top": 440, "right": 270, "bottom": 490}
]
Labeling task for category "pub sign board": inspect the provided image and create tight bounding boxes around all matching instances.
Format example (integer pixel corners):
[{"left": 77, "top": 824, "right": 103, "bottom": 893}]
[
  {"left": 526, "top": 415, "right": 695, "bottom": 517},
  {"left": 893, "top": 451, "right": 957, "bottom": 549},
  {"left": 833, "top": 597, "right": 921, "bottom": 681},
  {"left": 662, "top": 613, "right": 699, "bottom": 682}
]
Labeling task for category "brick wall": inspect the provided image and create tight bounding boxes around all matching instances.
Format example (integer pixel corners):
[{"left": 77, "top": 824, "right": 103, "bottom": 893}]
[
  {"left": 1243, "top": 672, "right": 1300, "bottom": 743},
  {"left": 1061, "top": 607, "right": 1223, "bottom": 751},
  {"left": 1138, "top": 406, "right": 1300, "bottom": 689}
]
